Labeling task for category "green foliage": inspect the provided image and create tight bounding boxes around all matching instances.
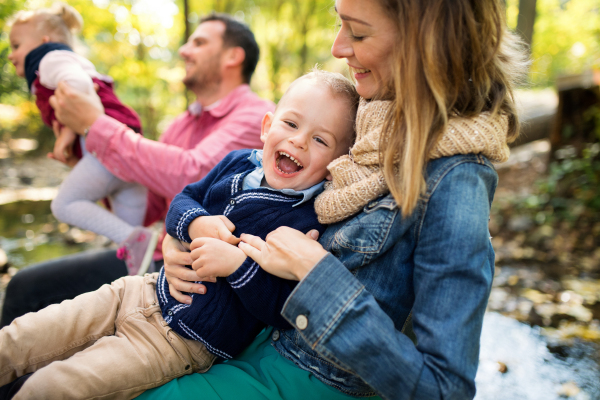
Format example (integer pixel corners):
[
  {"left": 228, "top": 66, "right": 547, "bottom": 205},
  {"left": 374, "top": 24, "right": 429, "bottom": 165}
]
[
  {"left": 0, "top": 0, "right": 345, "bottom": 145},
  {"left": 0, "top": 0, "right": 28, "bottom": 103},
  {"left": 1, "top": 0, "right": 599, "bottom": 145},
  {"left": 533, "top": 143, "right": 600, "bottom": 221},
  {"left": 506, "top": 0, "right": 600, "bottom": 88},
  {"left": 489, "top": 138, "right": 600, "bottom": 275},
  {"left": 183, "top": 0, "right": 344, "bottom": 102},
  {"left": 1, "top": 0, "right": 188, "bottom": 142}
]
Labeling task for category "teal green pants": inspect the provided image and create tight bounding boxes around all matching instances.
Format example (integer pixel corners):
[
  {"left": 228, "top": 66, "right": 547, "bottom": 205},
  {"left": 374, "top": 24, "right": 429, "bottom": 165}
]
[{"left": 137, "top": 327, "right": 381, "bottom": 399}]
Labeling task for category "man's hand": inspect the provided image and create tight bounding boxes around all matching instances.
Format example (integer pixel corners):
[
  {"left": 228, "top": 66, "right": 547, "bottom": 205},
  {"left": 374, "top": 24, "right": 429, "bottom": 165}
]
[
  {"left": 49, "top": 81, "right": 104, "bottom": 134},
  {"left": 188, "top": 215, "right": 240, "bottom": 245},
  {"left": 48, "top": 122, "right": 78, "bottom": 167},
  {"left": 162, "top": 234, "right": 214, "bottom": 304},
  {"left": 190, "top": 237, "right": 247, "bottom": 280}
]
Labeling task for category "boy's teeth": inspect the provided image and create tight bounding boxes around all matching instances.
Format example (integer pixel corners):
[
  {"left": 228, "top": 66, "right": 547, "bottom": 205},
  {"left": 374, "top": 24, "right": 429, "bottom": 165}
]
[{"left": 278, "top": 151, "right": 303, "bottom": 167}]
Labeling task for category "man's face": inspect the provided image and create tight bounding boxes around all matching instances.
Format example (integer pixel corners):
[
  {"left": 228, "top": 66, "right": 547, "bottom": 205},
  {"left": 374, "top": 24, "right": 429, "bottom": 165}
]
[{"left": 178, "top": 20, "right": 226, "bottom": 95}]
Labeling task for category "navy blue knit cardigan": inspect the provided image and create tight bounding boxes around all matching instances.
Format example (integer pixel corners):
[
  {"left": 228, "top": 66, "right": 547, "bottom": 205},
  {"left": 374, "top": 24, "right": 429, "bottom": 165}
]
[{"left": 161, "top": 149, "right": 325, "bottom": 359}]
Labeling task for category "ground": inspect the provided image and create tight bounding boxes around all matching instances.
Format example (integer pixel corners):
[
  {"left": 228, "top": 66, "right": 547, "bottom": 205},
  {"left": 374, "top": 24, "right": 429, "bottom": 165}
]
[{"left": 0, "top": 139, "right": 599, "bottom": 399}]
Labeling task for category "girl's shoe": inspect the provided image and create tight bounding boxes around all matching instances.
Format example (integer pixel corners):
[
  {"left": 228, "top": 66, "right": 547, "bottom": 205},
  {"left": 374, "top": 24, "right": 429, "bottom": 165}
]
[{"left": 117, "top": 227, "right": 159, "bottom": 275}]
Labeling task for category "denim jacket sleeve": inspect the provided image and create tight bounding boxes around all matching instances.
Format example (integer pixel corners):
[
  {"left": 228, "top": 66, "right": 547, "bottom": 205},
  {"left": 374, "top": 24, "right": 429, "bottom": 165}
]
[{"left": 281, "top": 161, "right": 496, "bottom": 400}]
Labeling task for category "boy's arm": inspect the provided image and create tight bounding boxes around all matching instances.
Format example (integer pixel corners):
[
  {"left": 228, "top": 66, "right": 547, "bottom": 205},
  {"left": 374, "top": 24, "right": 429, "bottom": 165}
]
[
  {"left": 227, "top": 219, "right": 326, "bottom": 329},
  {"left": 226, "top": 257, "right": 299, "bottom": 329},
  {"left": 165, "top": 184, "right": 212, "bottom": 243},
  {"left": 165, "top": 150, "right": 247, "bottom": 243}
]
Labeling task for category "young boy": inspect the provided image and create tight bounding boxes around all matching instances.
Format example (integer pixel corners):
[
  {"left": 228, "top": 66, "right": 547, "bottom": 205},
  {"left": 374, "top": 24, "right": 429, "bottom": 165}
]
[{"left": 0, "top": 70, "right": 358, "bottom": 400}]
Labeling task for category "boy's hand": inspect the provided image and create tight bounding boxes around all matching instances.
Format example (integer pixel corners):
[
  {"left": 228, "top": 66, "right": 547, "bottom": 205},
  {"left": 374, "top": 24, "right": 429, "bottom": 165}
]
[
  {"left": 190, "top": 237, "right": 247, "bottom": 279},
  {"left": 48, "top": 121, "right": 78, "bottom": 167},
  {"left": 188, "top": 215, "right": 240, "bottom": 245}
]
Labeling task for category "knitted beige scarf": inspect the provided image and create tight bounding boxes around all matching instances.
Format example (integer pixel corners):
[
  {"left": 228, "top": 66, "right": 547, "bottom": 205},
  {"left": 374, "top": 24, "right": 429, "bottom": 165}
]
[{"left": 314, "top": 98, "right": 510, "bottom": 224}]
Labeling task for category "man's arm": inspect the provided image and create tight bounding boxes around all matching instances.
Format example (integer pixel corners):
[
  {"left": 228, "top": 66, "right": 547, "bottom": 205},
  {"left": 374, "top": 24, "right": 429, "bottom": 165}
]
[{"left": 85, "top": 102, "right": 271, "bottom": 200}]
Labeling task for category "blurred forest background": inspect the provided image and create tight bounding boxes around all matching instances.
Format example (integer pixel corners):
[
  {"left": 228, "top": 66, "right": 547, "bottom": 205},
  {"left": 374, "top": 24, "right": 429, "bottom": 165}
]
[
  {"left": 1, "top": 0, "right": 598, "bottom": 143},
  {"left": 1, "top": 0, "right": 350, "bottom": 144},
  {"left": 1, "top": 1, "right": 600, "bottom": 397}
]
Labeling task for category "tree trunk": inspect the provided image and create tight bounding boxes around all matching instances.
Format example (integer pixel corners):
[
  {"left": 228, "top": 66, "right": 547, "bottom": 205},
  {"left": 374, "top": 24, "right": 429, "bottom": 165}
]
[
  {"left": 298, "top": 0, "right": 317, "bottom": 76},
  {"left": 516, "top": 0, "right": 537, "bottom": 50},
  {"left": 182, "top": 0, "right": 190, "bottom": 43}
]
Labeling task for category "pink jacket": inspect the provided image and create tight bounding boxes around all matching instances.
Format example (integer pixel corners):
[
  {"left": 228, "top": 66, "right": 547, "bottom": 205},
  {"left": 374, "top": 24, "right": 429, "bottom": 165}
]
[{"left": 85, "top": 84, "right": 275, "bottom": 256}]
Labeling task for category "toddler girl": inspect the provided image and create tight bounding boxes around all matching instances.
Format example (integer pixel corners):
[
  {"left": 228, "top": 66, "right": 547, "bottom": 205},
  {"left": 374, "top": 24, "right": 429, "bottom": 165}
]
[{"left": 8, "top": 3, "right": 158, "bottom": 274}]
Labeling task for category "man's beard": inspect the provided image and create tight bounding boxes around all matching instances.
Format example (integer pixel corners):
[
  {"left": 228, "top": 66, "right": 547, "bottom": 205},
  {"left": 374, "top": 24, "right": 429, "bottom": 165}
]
[{"left": 183, "top": 54, "right": 223, "bottom": 96}]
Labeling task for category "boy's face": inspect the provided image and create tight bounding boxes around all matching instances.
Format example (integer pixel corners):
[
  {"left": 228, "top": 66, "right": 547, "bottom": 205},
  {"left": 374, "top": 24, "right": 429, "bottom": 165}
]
[
  {"left": 260, "top": 79, "right": 354, "bottom": 191},
  {"left": 8, "top": 23, "right": 46, "bottom": 78}
]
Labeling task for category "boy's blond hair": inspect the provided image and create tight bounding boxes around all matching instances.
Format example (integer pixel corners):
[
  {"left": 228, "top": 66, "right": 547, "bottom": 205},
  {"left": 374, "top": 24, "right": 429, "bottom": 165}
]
[
  {"left": 279, "top": 68, "right": 359, "bottom": 140},
  {"left": 9, "top": 2, "right": 83, "bottom": 47},
  {"left": 281, "top": 68, "right": 358, "bottom": 110}
]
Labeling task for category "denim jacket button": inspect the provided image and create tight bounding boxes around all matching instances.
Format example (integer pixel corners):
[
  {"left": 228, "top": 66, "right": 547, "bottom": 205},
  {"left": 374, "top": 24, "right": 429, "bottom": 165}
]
[
  {"left": 272, "top": 330, "right": 280, "bottom": 341},
  {"left": 167, "top": 310, "right": 173, "bottom": 316},
  {"left": 230, "top": 199, "right": 236, "bottom": 205},
  {"left": 296, "top": 315, "right": 308, "bottom": 330}
]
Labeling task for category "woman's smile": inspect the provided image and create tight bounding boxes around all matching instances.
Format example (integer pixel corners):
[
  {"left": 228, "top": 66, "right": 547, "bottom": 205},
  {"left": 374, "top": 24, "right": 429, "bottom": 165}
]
[{"left": 332, "top": 0, "right": 398, "bottom": 99}]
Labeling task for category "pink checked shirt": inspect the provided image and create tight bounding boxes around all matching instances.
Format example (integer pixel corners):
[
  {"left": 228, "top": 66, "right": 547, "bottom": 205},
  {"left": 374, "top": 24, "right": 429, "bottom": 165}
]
[{"left": 85, "top": 84, "right": 275, "bottom": 257}]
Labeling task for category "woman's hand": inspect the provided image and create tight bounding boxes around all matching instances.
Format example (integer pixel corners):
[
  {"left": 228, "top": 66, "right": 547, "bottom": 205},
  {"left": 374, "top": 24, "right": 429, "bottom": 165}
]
[
  {"left": 162, "top": 234, "right": 214, "bottom": 304},
  {"left": 190, "top": 237, "right": 246, "bottom": 280},
  {"left": 49, "top": 81, "right": 104, "bottom": 134},
  {"left": 239, "top": 227, "right": 326, "bottom": 281}
]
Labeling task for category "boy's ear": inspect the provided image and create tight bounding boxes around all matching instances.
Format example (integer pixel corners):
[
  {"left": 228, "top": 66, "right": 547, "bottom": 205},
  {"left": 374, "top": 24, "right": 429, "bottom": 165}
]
[{"left": 260, "top": 112, "right": 273, "bottom": 144}]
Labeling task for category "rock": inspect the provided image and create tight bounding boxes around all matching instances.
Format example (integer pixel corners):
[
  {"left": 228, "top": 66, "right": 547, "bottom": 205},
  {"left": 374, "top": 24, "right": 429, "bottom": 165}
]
[
  {"left": 528, "top": 306, "right": 545, "bottom": 327},
  {"left": 508, "top": 215, "right": 534, "bottom": 232},
  {"left": 498, "top": 362, "right": 508, "bottom": 374},
  {"left": 557, "top": 381, "right": 580, "bottom": 398}
]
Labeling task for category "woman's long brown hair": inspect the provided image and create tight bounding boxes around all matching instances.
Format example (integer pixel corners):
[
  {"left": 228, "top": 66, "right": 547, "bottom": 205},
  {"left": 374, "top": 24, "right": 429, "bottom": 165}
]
[{"left": 377, "top": 0, "right": 528, "bottom": 216}]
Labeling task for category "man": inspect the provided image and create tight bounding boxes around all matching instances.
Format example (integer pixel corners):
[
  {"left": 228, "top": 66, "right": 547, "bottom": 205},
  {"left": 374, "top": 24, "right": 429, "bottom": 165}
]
[{"left": 1, "top": 13, "right": 275, "bottom": 329}]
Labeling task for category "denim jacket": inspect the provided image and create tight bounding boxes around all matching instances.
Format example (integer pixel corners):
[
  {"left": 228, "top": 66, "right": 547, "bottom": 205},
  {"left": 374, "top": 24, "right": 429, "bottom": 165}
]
[{"left": 271, "top": 154, "right": 498, "bottom": 400}]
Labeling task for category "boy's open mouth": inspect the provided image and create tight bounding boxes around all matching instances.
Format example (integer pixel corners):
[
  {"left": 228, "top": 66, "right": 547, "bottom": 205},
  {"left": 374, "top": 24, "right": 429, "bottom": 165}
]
[{"left": 276, "top": 151, "right": 303, "bottom": 174}]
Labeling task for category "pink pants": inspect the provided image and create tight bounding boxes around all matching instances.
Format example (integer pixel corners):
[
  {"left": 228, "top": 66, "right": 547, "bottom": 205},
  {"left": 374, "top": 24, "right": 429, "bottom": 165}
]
[{"left": 0, "top": 273, "right": 215, "bottom": 400}]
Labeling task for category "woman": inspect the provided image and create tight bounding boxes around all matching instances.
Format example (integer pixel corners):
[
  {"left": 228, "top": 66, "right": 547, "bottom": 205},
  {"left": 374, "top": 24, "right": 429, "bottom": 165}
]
[{"left": 144, "top": 0, "right": 527, "bottom": 399}]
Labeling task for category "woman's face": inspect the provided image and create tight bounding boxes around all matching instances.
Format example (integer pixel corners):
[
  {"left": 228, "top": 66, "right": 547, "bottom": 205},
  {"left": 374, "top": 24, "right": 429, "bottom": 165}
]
[{"left": 332, "top": 0, "right": 398, "bottom": 99}]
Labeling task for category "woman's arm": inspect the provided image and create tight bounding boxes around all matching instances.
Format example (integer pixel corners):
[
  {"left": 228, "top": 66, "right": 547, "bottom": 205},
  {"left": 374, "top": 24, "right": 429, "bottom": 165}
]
[{"left": 241, "top": 163, "right": 496, "bottom": 400}]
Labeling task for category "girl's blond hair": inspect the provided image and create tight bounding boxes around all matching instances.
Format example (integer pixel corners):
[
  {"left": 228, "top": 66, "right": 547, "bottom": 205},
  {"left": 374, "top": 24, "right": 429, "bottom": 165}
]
[
  {"left": 375, "top": 0, "right": 529, "bottom": 217},
  {"left": 10, "top": 2, "right": 83, "bottom": 47}
]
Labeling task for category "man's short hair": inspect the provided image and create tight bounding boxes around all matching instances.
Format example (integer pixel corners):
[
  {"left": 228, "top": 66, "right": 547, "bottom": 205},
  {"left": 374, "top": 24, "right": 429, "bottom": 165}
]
[{"left": 200, "top": 13, "right": 259, "bottom": 84}]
